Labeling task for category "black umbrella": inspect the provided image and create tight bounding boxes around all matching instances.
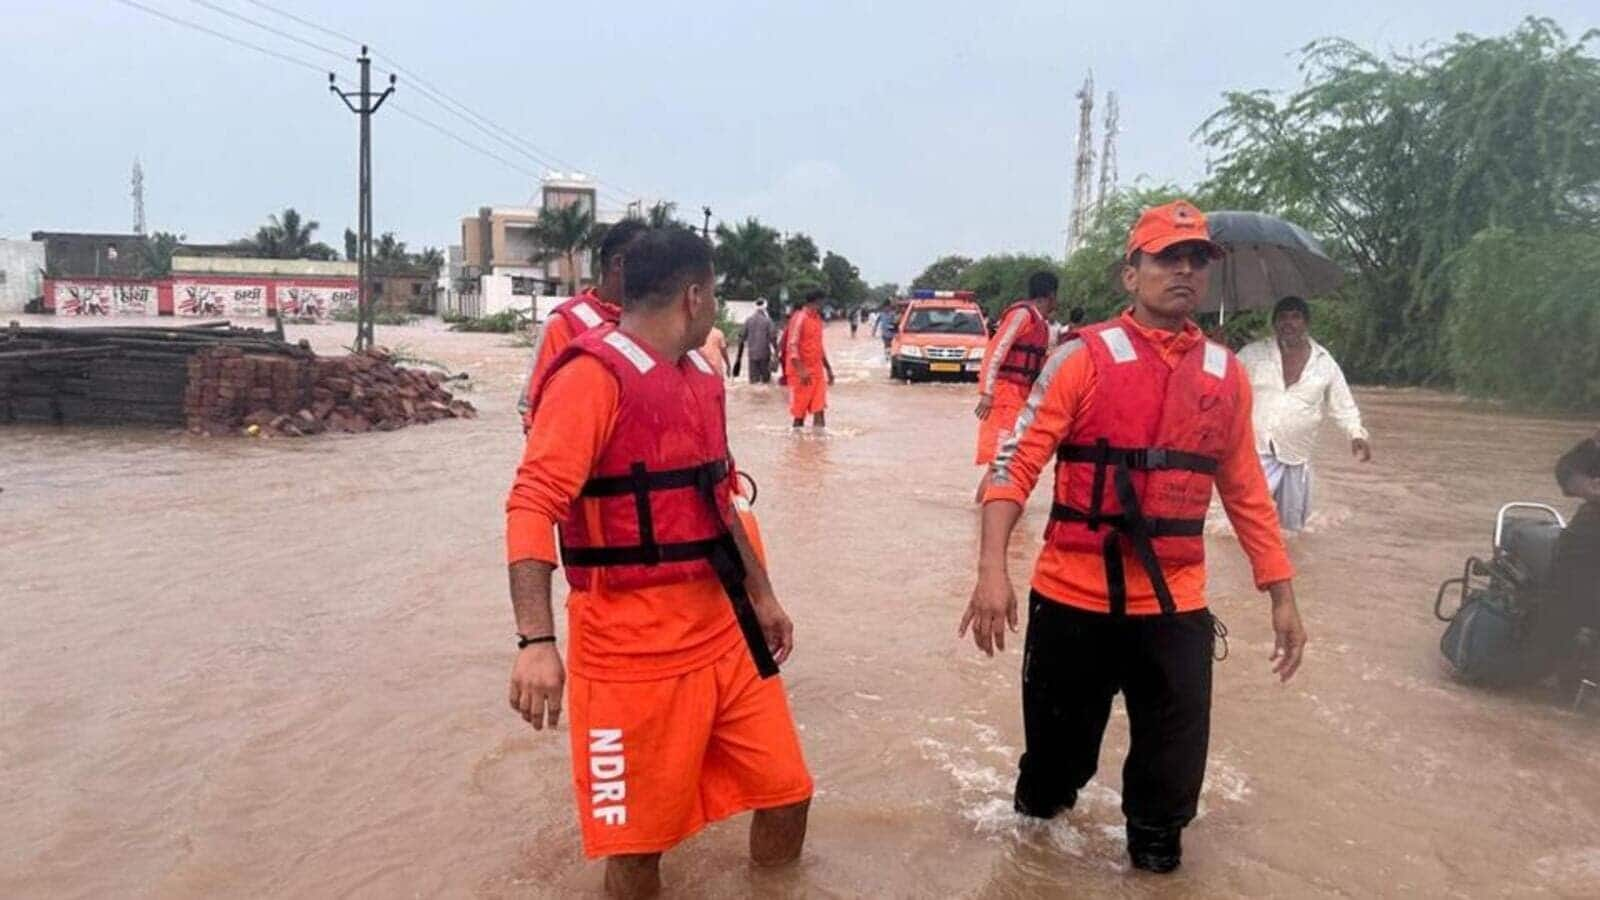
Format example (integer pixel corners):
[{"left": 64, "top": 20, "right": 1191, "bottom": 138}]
[{"left": 1203, "top": 211, "right": 1344, "bottom": 321}]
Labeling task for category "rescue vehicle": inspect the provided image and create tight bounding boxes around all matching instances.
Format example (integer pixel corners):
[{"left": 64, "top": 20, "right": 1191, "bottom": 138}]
[{"left": 889, "top": 290, "right": 990, "bottom": 382}]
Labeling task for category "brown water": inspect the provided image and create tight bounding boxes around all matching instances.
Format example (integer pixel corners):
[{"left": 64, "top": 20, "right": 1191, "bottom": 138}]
[{"left": 4, "top": 316, "right": 1599, "bottom": 898}]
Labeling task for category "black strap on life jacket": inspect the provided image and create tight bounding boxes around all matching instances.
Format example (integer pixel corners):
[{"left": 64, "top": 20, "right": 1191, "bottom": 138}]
[
  {"left": 1051, "top": 441, "right": 1219, "bottom": 617},
  {"left": 559, "top": 457, "right": 779, "bottom": 679},
  {"left": 998, "top": 341, "right": 1048, "bottom": 379}
]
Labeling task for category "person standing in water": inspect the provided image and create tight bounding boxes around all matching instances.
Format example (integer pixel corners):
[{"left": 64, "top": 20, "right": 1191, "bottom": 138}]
[
  {"left": 973, "top": 272, "right": 1059, "bottom": 501},
  {"left": 1237, "top": 296, "right": 1372, "bottom": 531},
  {"left": 506, "top": 227, "right": 812, "bottom": 898},
  {"left": 517, "top": 218, "right": 650, "bottom": 432},
  {"left": 737, "top": 298, "right": 778, "bottom": 384},
  {"left": 784, "top": 290, "right": 833, "bottom": 429},
  {"left": 960, "top": 200, "right": 1306, "bottom": 875}
]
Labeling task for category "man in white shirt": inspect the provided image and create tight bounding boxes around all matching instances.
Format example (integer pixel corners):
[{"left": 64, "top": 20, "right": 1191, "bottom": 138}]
[{"left": 1237, "top": 296, "right": 1373, "bottom": 531}]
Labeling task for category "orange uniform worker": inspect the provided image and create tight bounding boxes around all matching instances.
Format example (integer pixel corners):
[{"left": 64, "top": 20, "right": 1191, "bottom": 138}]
[
  {"left": 960, "top": 201, "right": 1308, "bottom": 875},
  {"left": 506, "top": 227, "right": 811, "bottom": 898},
  {"left": 698, "top": 323, "right": 729, "bottom": 377},
  {"left": 783, "top": 290, "right": 832, "bottom": 428},
  {"left": 517, "top": 219, "right": 649, "bottom": 431},
  {"left": 974, "top": 272, "right": 1059, "bottom": 499}
]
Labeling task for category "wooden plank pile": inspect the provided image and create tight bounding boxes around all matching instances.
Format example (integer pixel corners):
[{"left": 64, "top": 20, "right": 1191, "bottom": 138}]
[{"left": 1, "top": 321, "right": 475, "bottom": 435}]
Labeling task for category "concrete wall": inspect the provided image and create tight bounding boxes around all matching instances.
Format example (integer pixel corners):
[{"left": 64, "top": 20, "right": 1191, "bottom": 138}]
[{"left": 0, "top": 240, "right": 46, "bottom": 312}]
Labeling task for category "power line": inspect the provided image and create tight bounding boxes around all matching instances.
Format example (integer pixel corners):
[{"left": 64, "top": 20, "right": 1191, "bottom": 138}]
[
  {"left": 188, "top": 0, "right": 650, "bottom": 203},
  {"left": 181, "top": 0, "right": 346, "bottom": 61},
  {"left": 238, "top": 0, "right": 361, "bottom": 48},
  {"left": 111, "top": 0, "right": 328, "bottom": 75},
  {"left": 389, "top": 104, "right": 542, "bottom": 179}
]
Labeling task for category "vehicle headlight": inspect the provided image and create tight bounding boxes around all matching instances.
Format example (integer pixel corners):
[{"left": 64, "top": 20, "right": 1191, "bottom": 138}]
[
  {"left": 967, "top": 347, "right": 985, "bottom": 360},
  {"left": 900, "top": 345, "right": 924, "bottom": 359}
]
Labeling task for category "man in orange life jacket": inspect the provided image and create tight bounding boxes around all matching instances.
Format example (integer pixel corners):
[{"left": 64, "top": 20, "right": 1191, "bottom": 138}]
[
  {"left": 506, "top": 226, "right": 811, "bottom": 899},
  {"left": 517, "top": 218, "right": 650, "bottom": 432},
  {"left": 973, "top": 271, "right": 1059, "bottom": 501},
  {"left": 782, "top": 290, "right": 834, "bottom": 428},
  {"left": 959, "top": 200, "right": 1307, "bottom": 875}
]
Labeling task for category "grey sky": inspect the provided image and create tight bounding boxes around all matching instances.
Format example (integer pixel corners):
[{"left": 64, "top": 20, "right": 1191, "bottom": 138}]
[{"left": 6, "top": 0, "right": 1591, "bottom": 284}]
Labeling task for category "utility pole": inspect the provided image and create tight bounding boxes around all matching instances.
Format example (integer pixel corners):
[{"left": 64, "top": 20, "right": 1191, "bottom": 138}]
[
  {"left": 1066, "top": 71, "right": 1096, "bottom": 259},
  {"left": 702, "top": 206, "right": 712, "bottom": 241},
  {"left": 131, "top": 158, "right": 146, "bottom": 236},
  {"left": 330, "top": 46, "right": 395, "bottom": 352}
]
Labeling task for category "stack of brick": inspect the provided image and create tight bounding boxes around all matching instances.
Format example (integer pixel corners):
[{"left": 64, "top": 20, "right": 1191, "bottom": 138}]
[{"left": 185, "top": 346, "right": 475, "bottom": 437}]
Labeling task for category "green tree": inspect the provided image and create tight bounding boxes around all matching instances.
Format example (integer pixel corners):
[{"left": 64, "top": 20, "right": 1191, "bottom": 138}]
[
  {"left": 138, "top": 230, "right": 183, "bottom": 277},
  {"left": 910, "top": 255, "right": 973, "bottom": 291},
  {"left": 646, "top": 201, "right": 681, "bottom": 227},
  {"left": 243, "top": 207, "right": 336, "bottom": 260},
  {"left": 713, "top": 217, "right": 784, "bottom": 301},
  {"left": 821, "top": 251, "right": 867, "bottom": 306},
  {"left": 530, "top": 203, "right": 597, "bottom": 295},
  {"left": 958, "top": 254, "right": 1061, "bottom": 317},
  {"left": 1199, "top": 17, "right": 1600, "bottom": 384},
  {"left": 416, "top": 246, "right": 445, "bottom": 275},
  {"left": 866, "top": 282, "right": 901, "bottom": 306}
]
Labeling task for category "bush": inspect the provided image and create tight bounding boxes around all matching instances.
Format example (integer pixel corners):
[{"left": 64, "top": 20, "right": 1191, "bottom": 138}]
[
  {"left": 1446, "top": 228, "right": 1600, "bottom": 411},
  {"left": 447, "top": 309, "right": 530, "bottom": 333},
  {"left": 331, "top": 306, "right": 418, "bottom": 326}
]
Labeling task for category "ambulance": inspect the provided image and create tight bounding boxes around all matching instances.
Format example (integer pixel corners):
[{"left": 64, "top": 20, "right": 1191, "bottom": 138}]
[{"left": 888, "top": 290, "right": 990, "bottom": 382}]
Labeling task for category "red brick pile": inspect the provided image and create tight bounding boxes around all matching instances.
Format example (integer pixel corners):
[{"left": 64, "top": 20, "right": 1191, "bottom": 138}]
[{"left": 185, "top": 346, "right": 475, "bottom": 436}]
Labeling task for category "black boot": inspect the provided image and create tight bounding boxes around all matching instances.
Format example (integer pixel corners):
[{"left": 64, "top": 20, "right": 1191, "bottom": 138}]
[
  {"left": 1126, "top": 824, "right": 1182, "bottom": 874},
  {"left": 1012, "top": 769, "right": 1075, "bottom": 820}
]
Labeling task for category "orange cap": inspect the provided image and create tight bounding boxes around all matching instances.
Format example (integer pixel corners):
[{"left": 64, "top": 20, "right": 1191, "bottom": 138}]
[{"left": 1125, "top": 200, "right": 1224, "bottom": 261}]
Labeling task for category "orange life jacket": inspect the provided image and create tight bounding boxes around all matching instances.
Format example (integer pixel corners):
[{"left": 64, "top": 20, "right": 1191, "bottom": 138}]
[
  {"left": 522, "top": 291, "right": 620, "bottom": 418},
  {"left": 995, "top": 301, "right": 1051, "bottom": 387},
  {"left": 1045, "top": 320, "right": 1240, "bottom": 614},
  {"left": 536, "top": 325, "right": 777, "bottom": 676}
]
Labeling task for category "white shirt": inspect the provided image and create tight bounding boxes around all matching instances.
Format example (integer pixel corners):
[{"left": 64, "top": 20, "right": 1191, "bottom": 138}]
[{"left": 1238, "top": 337, "right": 1368, "bottom": 466}]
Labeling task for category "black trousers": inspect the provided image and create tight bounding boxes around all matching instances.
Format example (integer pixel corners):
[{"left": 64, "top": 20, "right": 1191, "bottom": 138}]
[
  {"left": 748, "top": 356, "right": 772, "bottom": 384},
  {"left": 1015, "top": 591, "right": 1215, "bottom": 831}
]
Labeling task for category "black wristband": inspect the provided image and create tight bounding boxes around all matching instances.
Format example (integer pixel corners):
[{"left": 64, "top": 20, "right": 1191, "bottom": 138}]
[{"left": 517, "top": 634, "right": 556, "bottom": 649}]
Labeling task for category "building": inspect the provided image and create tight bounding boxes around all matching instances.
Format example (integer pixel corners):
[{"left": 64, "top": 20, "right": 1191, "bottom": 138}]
[
  {"left": 371, "top": 264, "right": 438, "bottom": 315},
  {"left": 42, "top": 255, "right": 356, "bottom": 319},
  {"left": 458, "top": 172, "right": 624, "bottom": 317},
  {"left": 31, "top": 231, "right": 150, "bottom": 278},
  {"left": 0, "top": 239, "right": 47, "bottom": 313}
]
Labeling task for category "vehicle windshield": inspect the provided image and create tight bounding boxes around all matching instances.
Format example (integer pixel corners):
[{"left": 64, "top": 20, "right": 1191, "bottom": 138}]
[{"left": 904, "top": 308, "right": 985, "bottom": 335}]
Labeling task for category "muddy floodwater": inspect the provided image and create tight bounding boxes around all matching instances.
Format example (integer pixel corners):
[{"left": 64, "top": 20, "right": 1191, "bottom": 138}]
[{"left": 4, "top": 316, "right": 1599, "bottom": 898}]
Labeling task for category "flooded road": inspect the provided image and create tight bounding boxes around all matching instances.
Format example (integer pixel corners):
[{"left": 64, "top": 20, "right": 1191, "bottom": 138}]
[{"left": 4, "top": 316, "right": 1599, "bottom": 898}]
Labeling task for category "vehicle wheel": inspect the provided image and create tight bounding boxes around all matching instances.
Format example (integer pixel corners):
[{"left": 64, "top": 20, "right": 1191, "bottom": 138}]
[{"left": 890, "top": 361, "right": 903, "bottom": 380}]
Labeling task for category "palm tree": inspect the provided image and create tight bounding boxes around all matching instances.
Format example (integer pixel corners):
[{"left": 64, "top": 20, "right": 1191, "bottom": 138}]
[
  {"left": 531, "top": 203, "right": 596, "bottom": 295},
  {"left": 246, "top": 207, "right": 324, "bottom": 259},
  {"left": 647, "top": 201, "right": 679, "bottom": 227},
  {"left": 373, "top": 232, "right": 409, "bottom": 263},
  {"left": 416, "top": 246, "right": 445, "bottom": 275},
  {"left": 713, "top": 218, "right": 783, "bottom": 301}
]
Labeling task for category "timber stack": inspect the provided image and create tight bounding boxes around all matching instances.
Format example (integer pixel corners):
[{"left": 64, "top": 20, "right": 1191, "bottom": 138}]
[{"left": 1, "top": 321, "right": 474, "bottom": 435}]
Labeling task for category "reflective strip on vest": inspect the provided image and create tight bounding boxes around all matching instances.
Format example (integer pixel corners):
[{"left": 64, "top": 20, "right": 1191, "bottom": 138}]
[
  {"left": 603, "top": 331, "right": 656, "bottom": 374},
  {"left": 571, "top": 301, "right": 604, "bottom": 328},
  {"left": 687, "top": 349, "right": 715, "bottom": 375},
  {"left": 1204, "top": 341, "right": 1228, "bottom": 379},
  {"left": 1100, "top": 326, "right": 1138, "bottom": 364}
]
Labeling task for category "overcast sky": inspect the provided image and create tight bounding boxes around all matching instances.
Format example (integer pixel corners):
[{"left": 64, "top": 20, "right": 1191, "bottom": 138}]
[{"left": 5, "top": 0, "right": 1591, "bottom": 283}]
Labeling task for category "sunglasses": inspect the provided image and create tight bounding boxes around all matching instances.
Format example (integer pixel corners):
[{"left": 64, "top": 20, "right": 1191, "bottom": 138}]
[{"left": 1152, "top": 244, "right": 1214, "bottom": 269}]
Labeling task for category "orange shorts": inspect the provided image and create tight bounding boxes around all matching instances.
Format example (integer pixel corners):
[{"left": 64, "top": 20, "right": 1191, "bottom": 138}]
[
  {"left": 566, "top": 642, "right": 813, "bottom": 859},
  {"left": 974, "top": 392, "right": 1025, "bottom": 465},
  {"left": 787, "top": 377, "right": 827, "bottom": 418}
]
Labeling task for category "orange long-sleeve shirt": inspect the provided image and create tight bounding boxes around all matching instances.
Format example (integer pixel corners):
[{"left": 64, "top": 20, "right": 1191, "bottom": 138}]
[
  {"left": 505, "top": 353, "right": 742, "bottom": 681},
  {"left": 516, "top": 290, "right": 620, "bottom": 426},
  {"left": 985, "top": 310, "right": 1294, "bottom": 615},
  {"left": 784, "top": 309, "right": 825, "bottom": 377}
]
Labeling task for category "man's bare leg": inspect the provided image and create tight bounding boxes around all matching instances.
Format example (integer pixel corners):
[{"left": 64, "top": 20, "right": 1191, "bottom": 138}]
[
  {"left": 750, "top": 798, "right": 810, "bottom": 866},
  {"left": 812, "top": 412, "right": 826, "bottom": 429},
  {"left": 974, "top": 469, "right": 992, "bottom": 504},
  {"left": 604, "top": 854, "right": 661, "bottom": 899}
]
